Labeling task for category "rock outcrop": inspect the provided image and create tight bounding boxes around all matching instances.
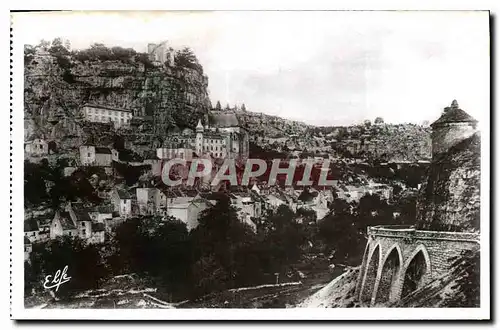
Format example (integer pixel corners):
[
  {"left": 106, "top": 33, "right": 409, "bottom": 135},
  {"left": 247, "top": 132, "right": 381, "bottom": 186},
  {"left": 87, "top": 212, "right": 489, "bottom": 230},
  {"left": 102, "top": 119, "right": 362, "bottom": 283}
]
[{"left": 24, "top": 45, "right": 211, "bottom": 149}]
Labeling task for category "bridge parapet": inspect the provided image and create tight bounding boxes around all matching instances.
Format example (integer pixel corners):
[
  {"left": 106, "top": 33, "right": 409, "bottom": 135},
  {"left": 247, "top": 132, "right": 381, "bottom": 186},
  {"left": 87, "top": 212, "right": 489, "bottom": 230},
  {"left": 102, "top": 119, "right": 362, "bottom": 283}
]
[{"left": 368, "top": 225, "right": 480, "bottom": 243}]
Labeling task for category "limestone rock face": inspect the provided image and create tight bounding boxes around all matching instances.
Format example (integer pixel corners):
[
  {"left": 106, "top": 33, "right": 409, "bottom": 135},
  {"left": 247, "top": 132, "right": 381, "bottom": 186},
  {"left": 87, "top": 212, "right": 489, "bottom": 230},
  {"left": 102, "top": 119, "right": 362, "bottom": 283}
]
[
  {"left": 416, "top": 133, "right": 480, "bottom": 232},
  {"left": 24, "top": 50, "right": 211, "bottom": 147}
]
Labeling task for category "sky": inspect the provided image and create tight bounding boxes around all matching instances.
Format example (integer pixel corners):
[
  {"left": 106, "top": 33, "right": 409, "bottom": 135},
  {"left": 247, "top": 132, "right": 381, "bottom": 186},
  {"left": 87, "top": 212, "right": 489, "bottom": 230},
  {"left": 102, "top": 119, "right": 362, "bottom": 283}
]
[{"left": 14, "top": 11, "right": 490, "bottom": 126}]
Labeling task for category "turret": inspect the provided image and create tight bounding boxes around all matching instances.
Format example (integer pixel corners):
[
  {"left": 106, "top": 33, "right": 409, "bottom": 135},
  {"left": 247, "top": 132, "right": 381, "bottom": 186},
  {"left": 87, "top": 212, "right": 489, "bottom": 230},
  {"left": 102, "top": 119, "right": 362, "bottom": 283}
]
[{"left": 430, "top": 100, "right": 478, "bottom": 158}]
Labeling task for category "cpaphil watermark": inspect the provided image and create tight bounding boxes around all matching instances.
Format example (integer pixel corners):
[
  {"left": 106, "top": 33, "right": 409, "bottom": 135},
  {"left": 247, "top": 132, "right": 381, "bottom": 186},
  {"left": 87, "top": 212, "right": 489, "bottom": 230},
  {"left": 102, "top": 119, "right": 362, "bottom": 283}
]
[{"left": 161, "top": 158, "right": 338, "bottom": 187}]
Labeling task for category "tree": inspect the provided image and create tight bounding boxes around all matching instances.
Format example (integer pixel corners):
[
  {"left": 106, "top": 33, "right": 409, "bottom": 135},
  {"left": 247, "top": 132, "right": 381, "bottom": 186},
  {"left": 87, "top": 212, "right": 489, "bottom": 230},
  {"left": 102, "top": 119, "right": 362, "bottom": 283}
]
[
  {"left": 447, "top": 248, "right": 480, "bottom": 307},
  {"left": 215, "top": 101, "right": 222, "bottom": 111},
  {"left": 261, "top": 205, "right": 308, "bottom": 270},
  {"left": 190, "top": 197, "right": 256, "bottom": 293},
  {"left": 225, "top": 103, "right": 231, "bottom": 111},
  {"left": 374, "top": 117, "right": 384, "bottom": 125},
  {"left": 174, "top": 47, "right": 202, "bottom": 72},
  {"left": 24, "top": 44, "right": 36, "bottom": 64},
  {"left": 241, "top": 103, "right": 247, "bottom": 112},
  {"left": 49, "top": 38, "right": 70, "bottom": 56}
]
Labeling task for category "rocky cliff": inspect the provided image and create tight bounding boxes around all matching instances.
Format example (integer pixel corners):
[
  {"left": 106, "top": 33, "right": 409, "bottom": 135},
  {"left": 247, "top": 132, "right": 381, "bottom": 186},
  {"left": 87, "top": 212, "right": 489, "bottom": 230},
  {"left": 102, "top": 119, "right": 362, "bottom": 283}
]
[
  {"left": 24, "top": 43, "right": 211, "bottom": 148},
  {"left": 236, "top": 111, "right": 310, "bottom": 139}
]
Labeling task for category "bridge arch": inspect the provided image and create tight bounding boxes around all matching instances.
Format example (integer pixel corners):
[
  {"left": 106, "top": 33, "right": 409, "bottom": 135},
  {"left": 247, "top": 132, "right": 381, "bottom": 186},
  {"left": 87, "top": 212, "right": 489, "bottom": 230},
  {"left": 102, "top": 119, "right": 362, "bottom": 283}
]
[
  {"left": 401, "top": 244, "right": 432, "bottom": 299},
  {"left": 360, "top": 242, "right": 381, "bottom": 304},
  {"left": 374, "top": 243, "right": 403, "bottom": 304}
]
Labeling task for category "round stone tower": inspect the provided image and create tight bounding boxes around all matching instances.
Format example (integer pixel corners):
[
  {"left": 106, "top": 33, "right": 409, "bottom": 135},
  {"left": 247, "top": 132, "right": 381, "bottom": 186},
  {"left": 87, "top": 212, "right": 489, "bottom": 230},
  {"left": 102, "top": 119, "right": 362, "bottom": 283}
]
[{"left": 430, "top": 100, "right": 478, "bottom": 159}]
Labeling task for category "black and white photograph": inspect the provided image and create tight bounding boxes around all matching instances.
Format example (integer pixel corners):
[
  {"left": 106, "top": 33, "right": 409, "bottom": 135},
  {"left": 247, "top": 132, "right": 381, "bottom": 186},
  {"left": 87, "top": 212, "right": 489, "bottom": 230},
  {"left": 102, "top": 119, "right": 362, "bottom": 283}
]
[{"left": 9, "top": 9, "right": 490, "bottom": 320}]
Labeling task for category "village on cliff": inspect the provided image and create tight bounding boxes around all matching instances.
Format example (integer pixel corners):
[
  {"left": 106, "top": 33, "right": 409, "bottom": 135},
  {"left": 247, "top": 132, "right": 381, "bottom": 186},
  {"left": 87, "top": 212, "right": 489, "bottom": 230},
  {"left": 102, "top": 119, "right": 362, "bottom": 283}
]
[{"left": 22, "top": 40, "right": 481, "bottom": 308}]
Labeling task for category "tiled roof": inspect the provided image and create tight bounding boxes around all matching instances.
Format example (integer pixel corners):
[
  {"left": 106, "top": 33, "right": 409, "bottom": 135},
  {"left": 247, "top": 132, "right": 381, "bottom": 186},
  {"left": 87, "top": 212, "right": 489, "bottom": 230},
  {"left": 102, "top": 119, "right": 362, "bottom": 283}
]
[
  {"left": 95, "top": 205, "right": 114, "bottom": 213},
  {"left": 209, "top": 111, "right": 240, "bottom": 128},
  {"left": 203, "top": 133, "right": 225, "bottom": 139},
  {"left": 92, "top": 222, "right": 106, "bottom": 232},
  {"left": 95, "top": 147, "right": 112, "bottom": 154},
  {"left": 58, "top": 212, "right": 76, "bottom": 230},
  {"left": 431, "top": 101, "right": 477, "bottom": 127},
  {"left": 73, "top": 210, "right": 92, "bottom": 222}
]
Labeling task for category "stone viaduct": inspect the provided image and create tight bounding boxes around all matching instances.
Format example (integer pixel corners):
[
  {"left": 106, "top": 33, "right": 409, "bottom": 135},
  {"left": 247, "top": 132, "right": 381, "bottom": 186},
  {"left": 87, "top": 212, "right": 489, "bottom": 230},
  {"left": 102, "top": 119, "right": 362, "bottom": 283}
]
[{"left": 354, "top": 225, "right": 479, "bottom": 306}]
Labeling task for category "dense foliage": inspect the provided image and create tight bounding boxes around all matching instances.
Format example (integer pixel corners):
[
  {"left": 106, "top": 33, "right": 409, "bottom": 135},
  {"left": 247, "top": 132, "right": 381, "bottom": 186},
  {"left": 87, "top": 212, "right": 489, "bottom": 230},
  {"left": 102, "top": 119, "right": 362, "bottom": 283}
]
[
  {"left": 25, "top": 190, "right": 416, "bottom": 301},
  {"left": 447, "top": 248, "right": 480, "bottom": 307},
  {"left": 318, "top": 194, "right": 416, "bottom": 264},
  {"left": 24, "top": 159, "right": 102, "bottom": 209}
]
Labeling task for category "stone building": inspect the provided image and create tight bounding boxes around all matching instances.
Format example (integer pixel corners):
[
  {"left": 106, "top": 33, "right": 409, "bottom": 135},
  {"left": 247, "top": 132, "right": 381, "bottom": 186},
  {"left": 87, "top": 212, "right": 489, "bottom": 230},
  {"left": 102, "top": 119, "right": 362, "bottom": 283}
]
[
  {"left": 80, "top": 146, "right": 113, "bottom": 167},
  {"left": 147, "top": 41, "right": 175, "bottom": 66},
  {"left": 111, "top": 188, "right": 134, "bottom": 217},
  {"left": 49, "top": 205, "right": 107, "bottom": 244},
  {"left": 25, "top": 138, "right": 48, "bottom": 157},
  {"left": 81, "top": 104, "right": 133, "bottom": 128},
  {"left": 136, "top": 187, "right": 167, "bottom": 215},
  {"left": 354, "top": 100, "right": 480, "bottom": 307},
  {"left": 166, "top": 198, "right": 212, "bottom": 231},
  {"left": 163, "top": 111, "right": 250, "bottom": 160},
  {"left": 156, "top": 143, "right": 194, "bottom": 161}
]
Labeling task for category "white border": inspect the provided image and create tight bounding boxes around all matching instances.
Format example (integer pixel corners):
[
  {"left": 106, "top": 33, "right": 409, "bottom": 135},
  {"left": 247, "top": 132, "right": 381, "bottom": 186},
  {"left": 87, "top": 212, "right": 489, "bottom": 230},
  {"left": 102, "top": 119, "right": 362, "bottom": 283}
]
[{"left": 9, "top": 6, "right": 491, "bottom": 321}]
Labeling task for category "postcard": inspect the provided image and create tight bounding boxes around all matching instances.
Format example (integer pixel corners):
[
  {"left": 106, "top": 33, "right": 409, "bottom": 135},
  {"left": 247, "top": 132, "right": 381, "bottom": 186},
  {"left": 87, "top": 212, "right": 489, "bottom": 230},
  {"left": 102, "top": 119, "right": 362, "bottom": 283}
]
[{"left": 10, "top": 10, "right": 490, "bottom": 320}]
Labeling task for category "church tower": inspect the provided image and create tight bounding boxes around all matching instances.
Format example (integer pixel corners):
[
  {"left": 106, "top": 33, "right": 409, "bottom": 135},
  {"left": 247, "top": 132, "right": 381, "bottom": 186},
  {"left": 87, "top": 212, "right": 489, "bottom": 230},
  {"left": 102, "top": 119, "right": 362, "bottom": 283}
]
[{"left": 196, "top": 119, "right": 204, "bottom": 156}]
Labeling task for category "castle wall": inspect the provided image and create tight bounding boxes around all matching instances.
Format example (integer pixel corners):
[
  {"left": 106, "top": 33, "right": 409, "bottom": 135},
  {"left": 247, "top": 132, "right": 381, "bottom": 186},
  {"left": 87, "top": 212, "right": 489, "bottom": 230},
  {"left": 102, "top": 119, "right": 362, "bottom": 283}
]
[
  {"left": 431, "top": 122, "right": 477, "bottom": 157},
  {"left": 355, "top": 225, "right": 479, "bottom": 306}
]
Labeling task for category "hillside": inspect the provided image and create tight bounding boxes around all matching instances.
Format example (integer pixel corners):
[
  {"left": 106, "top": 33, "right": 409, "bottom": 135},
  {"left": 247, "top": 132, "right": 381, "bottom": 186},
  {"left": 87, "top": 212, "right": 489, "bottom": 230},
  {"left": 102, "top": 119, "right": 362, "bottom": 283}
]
[{"left": 237, "top": 110, "right": 310, "bottom": 140}]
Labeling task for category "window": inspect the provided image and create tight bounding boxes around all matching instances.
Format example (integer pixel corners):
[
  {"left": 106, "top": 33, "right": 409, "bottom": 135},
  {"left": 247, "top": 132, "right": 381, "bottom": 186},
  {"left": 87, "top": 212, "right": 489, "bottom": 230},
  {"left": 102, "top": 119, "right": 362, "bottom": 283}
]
[
  {"left": 120, "top": 112, "right": 124, "bottom": 117},
  {"left": 88, "top": 153, "right": 91, "bottom": 157},
  {"left": 81, "top": 222, "right": 85, "bottom": 227}
]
